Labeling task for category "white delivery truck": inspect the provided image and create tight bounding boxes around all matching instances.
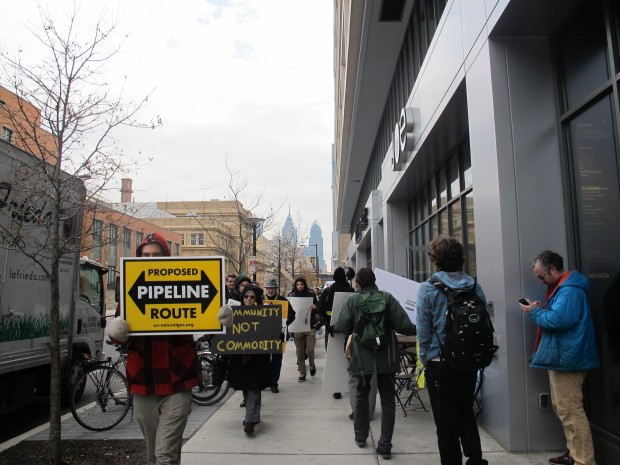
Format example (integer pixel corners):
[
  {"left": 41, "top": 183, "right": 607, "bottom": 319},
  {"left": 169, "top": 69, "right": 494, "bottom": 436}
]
[{"left": 0, "top": 140, "right": 108, "bottom": 415}]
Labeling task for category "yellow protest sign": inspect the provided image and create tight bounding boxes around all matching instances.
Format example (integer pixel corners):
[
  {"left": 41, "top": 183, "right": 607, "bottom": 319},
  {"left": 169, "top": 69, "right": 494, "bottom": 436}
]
[{"left": 120, "top": 256, "right": 224, "bottom": 335}]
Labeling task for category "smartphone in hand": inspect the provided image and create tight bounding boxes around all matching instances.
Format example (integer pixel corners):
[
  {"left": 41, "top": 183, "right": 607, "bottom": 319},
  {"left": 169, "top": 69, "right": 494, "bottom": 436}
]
[{"left": 518, "top": 298, "right": 529, "bottom": 305}]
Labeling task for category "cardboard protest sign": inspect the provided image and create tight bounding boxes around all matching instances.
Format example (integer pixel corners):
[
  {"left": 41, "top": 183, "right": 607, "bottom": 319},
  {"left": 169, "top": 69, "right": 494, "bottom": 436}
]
[
  {"left": 286, "top": 296, "right": 314, "bottom": 332},
  {"left": 374, "top": 267, "right": 420, "bottom": 323},
  {"left": 210, "top": 305, "right": 283, "bottom": 354},
  {"left": 323, "top": 292, "right": 353, "bottom": 394},
  {"left": 264, "top": 299, "right": 288, "bottom": 353},
  {"left": 120, "top": 256, "right": 224, "bottom": 335}
]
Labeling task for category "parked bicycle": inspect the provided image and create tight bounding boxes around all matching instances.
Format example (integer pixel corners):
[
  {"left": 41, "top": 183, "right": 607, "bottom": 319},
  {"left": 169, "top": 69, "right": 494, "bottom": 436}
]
[
  {"left": 70, "top": 341, "right": 132, "bottom": 431},
  {"left": 192, "top": 336, "right": 230, "bottom": 406}
]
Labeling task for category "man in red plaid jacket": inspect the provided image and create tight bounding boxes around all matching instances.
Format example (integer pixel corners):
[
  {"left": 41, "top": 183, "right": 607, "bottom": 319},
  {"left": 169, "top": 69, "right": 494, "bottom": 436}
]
[{"left": 110, "top": 232, "right": 199, "bottom": 465}]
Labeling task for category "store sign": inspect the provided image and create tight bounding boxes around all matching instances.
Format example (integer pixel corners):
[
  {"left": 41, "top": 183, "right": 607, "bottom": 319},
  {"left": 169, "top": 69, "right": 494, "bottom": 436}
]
[{"left": 391, "top": 107, "right": 415, "bottom": 171}]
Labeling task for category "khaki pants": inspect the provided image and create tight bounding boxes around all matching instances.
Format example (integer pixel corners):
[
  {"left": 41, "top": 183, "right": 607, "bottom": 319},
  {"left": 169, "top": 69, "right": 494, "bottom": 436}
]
[
  {"left": 134, "top": 390, "right": 193, "bottom": 465},
  {"left": 294, "top": 330, "right": 316, "bottom": 376},
  {"left": 548, "top": 370, "right": 596, "bottom": 465}
]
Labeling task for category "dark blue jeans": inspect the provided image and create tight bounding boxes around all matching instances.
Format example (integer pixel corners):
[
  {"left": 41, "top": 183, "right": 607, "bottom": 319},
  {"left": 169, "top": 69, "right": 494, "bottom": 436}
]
[
  {"left": 425, "top": 361, "right": 486, "bottom": 465},
  {"left": 354, "top": 373, "right": 396, "bottom": 452}
]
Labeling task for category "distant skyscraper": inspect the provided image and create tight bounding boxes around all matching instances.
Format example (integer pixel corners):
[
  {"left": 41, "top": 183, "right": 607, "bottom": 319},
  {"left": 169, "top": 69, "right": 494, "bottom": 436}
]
[
  {"left": 282, "top": 210, "right": 298, "bottom": 243},
  {"left": 305, "top": 221, "right": 325, "bottom": 273}
]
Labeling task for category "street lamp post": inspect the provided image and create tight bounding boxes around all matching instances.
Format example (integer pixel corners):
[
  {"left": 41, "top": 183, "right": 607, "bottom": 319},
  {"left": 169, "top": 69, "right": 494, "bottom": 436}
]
[{"left": 244, "top": 217, "right": 264, "bottom": 282}]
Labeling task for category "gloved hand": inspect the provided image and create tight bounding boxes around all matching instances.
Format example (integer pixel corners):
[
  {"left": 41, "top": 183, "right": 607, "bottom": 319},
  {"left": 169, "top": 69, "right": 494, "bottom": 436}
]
[
  {"left": 108, "top": 317, "right": 129, "bottom": 344},
  {"left": 218, "top": 305, "right": 234, "bottom": 328}
]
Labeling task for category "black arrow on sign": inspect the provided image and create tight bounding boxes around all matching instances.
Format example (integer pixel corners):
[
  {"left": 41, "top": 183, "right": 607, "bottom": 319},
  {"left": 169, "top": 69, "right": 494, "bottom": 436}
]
[{"left": 128, "top": 270, "right": 218, "bottom": 315}]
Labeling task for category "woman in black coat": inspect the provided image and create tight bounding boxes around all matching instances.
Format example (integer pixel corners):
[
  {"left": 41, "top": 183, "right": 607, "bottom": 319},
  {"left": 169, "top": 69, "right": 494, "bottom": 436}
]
[{"left": 226, "top": 285, "right": 272, "bottom": 435}]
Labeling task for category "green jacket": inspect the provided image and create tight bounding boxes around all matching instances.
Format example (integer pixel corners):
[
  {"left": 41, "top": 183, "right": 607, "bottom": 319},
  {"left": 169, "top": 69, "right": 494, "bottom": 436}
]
[{"left": 335, "top": 284, "right": 416, "bottom": 375}]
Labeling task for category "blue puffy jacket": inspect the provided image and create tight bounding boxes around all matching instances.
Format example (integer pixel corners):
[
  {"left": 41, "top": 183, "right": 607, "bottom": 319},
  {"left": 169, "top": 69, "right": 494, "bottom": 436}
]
[{"left": 529, "top": 271, "right": 599, "bottom": 371}]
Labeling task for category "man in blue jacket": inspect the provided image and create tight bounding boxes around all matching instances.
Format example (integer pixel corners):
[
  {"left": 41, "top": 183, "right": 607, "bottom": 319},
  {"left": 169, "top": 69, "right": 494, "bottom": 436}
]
[{"left": 521, "top": 250, "right": 599, "bottom": 465}]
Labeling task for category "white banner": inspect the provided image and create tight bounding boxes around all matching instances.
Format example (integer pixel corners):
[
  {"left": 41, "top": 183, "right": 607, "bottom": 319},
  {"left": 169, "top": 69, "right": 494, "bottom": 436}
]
[
  {"left": 374, "top": 268, "right": 420, "bottom": 323},
  {"left": 286, "top": 297, "right": 314, "bottom": 333},
  {"left": 323, "top": 292, "right": 353, "bottom": 394}
]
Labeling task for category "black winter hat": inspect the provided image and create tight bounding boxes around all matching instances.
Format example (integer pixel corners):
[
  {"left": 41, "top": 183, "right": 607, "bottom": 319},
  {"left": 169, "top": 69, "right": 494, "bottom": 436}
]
[
  {"left": 333, "top": 267, "right": 346, "bottom": 282},
  {"left": 234, "top": 274, "right": 251, "bottom": 290}
]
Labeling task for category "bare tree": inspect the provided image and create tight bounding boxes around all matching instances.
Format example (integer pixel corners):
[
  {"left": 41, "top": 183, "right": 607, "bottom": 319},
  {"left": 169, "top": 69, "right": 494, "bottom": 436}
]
[
  {"left": 0, "top": 6, "right": 156, "bottom": 464},
  {"left": 183, "top": 159, "right": 282, "bottom": 276}
]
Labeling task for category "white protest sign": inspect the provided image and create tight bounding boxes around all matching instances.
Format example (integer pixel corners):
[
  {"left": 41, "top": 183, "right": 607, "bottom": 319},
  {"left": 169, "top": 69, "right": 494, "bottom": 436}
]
[
  {"left": 374, "top": 268, "right": 420, "bottom": 323},
  {"left": 286, "top": 297, "right": 314, "bottom": 333},
  {"left": 323, "top": 292, "right": 353, "bottom": 394}
]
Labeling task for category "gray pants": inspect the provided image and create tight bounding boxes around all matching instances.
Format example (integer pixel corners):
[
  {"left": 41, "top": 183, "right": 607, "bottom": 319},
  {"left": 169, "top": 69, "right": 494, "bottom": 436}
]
[
  {"left": 134, "top": 390, "right": 192, "bottom": 465},
  {"left": 244, "top": 389, "right": 262, "bottom": 423},
  {"left": 354, "top": 373, "right": 396, "bottom": 452},
  {"left": 348, "top": 361, "right": 377, "bottom": 418}
]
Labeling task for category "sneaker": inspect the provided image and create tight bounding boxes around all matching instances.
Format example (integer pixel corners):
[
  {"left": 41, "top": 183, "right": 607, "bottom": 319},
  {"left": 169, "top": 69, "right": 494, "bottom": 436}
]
[
  {"left": 376, "top": 447, "right": 391, "bottom": 460},
  {"left": 270, "top": 385, "right": 279, "bottom": 393},
  {"left": 355, "top": 439, "right": 367, "bottom": 448},
  {"left": 298, "top": 375, "right": 306, "bottom": 382},
  {"left": 549, "top": 451, "right": 574, "bottom": 465},
  {"left": 310, "top": 366, "right": 316, "bottom": 376}
]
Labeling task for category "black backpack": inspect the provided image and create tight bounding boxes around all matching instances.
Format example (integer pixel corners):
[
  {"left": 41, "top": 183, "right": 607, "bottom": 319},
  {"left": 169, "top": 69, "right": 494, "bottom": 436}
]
[{"left": 429, "top": 276, "right": 498, "bottom": 371}]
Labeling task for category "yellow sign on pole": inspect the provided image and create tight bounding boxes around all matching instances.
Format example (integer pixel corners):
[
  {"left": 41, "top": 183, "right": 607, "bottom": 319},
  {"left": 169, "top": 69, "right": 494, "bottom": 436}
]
[{"left": 120, "top": 256, "right": 225, "bottom": 335}]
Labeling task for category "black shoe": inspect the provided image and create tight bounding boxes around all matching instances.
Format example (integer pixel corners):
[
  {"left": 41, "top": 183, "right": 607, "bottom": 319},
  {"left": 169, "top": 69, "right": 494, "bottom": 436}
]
[
  {"left": 305, "top": 352, "right": 309, "bottom": 360},
  {"left": 298, "top": 375, "right": 306, "bottom": 382},
  {"left": 243, "top": 422, "right": 255, "bottom": 435},
  {"left": 310, "top": 366, "right": 316, "bottom": 376},
  {"left": 348, "top": 411, "right": 354, "bottom": 420},
  {"left": 548, "top": 451, "right": 573, "bottom": 465},
  {"left": 376, "top": 447, "right": 391, "bottom": 459},
  {"left": 333, "top": 392, "right": 342, "bottom": 399},
  {"left": 270, "top": 385, "right": 279, "bottom": 393},
  {"left": 355, "top": 439, "right": 367, "bottom": 448},
  {"left": 240, "top": 400, "right": 246, "bottom": 408}
]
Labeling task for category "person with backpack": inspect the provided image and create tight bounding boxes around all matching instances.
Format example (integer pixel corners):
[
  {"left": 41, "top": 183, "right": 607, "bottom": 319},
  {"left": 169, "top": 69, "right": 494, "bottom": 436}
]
[
  {"left": 416, "top": 236, "right": 490, "bottom": 465},
  {"left": 334, "top": 267, "right": 416, "bottom": 460}
]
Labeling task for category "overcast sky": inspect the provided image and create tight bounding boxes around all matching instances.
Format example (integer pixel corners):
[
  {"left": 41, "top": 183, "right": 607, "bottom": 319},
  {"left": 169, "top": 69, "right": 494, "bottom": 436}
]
[{"left": 1, "top": 0, "right": 335, "bottom": 267}]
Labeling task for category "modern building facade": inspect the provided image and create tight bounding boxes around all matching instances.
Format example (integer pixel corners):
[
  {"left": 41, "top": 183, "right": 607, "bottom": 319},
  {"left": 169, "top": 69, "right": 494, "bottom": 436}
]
[{"left": 334, "top": 0, "right": 619, "bottom": 462}]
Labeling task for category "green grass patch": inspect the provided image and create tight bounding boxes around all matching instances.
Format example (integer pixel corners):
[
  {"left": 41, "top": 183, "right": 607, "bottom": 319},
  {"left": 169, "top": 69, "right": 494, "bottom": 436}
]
[{"left": 0, "top": 313, "right": 70, "bottom": 342}]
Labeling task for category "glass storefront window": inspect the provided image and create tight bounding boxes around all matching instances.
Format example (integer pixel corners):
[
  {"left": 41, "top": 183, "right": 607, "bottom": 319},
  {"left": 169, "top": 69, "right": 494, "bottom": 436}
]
[
  {"left": 408, "top": 144, "right": 475, "bottom": 281},
  {"left": 450, "top": 200, "right": 462, "bottom": 242},
  {"left": 463, "top": 146, "right": 472, "bottom": 190},
  {"left": 439, "top": 167, "right": 448, "bottom": 207},
  {"left": 449, "top": 154, "right": 460, "bottom": 198},
  {"left": 430, "top": 179, "right": 437, "bottom": 214},
  {"left": 560, "top": 1, "right": 609, "bottom": 108}
]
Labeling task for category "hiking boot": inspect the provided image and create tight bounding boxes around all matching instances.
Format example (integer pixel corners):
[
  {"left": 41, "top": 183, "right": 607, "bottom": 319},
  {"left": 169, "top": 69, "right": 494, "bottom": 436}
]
[
  {"left": 376, "top": 447, "right": 391, "bottom": 459},
  {"left": 298, "top": 375, "right": 306, "bottom": 382},
  {"left": 549, "top": 451, "right": 574, "bottom": 465}
]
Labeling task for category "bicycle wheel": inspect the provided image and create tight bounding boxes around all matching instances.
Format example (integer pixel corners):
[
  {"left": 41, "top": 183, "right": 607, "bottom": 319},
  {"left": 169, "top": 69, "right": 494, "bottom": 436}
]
[
  {"left": 192, "top": 356, "right": 230, "bottom": 406},
  {"left": 70, "top": 367, "right": 131, "bottom": 431}
]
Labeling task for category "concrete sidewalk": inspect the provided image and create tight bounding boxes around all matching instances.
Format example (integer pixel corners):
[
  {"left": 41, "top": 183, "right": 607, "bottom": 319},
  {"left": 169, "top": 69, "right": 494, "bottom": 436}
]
[{"left": 181, "top": 339, "right": 552, "bottom": 465}]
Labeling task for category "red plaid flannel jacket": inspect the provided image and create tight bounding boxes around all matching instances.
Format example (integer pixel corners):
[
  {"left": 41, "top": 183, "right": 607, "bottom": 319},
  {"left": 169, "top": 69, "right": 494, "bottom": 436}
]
[{"left": 126, "top": 335, "right": 199, "bottom": 396}]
